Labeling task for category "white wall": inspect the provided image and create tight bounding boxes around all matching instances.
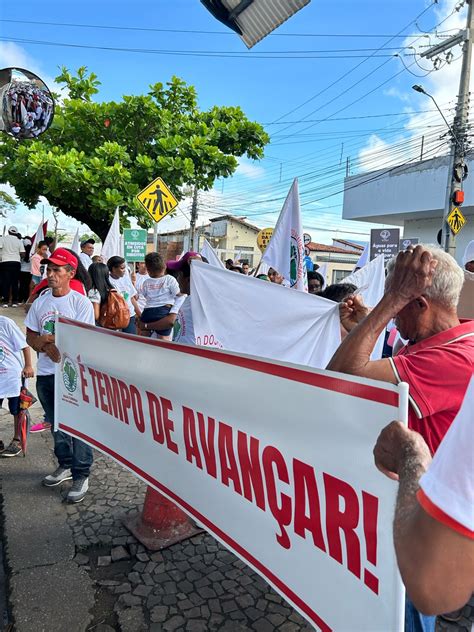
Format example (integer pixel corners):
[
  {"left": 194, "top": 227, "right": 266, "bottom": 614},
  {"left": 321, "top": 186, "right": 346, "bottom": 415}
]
[{"left": 343, "top": 153, "right": 474, "bottom": 223}]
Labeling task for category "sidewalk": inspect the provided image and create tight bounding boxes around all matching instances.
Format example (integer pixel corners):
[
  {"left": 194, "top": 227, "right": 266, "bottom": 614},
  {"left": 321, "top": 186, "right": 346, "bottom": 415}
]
[{"left": 1, "top": 306, "right": 473, "bottom": 631}]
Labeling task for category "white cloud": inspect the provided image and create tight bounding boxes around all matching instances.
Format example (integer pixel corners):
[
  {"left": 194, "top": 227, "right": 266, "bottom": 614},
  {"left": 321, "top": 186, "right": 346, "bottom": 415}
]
[
  {"left": 0, "top": 42, "right": 57, "bottom": 92},
  {"left": 235, "top": 157, "right": 266, "bottom": 179},
  {"left": 357, "top": 0, "right": 466, "bottom": 172}
]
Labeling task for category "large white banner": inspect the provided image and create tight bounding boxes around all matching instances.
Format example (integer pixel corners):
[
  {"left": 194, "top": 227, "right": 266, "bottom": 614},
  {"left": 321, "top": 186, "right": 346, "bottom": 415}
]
[
  {"left": 191, "top": 259, "right": 341, "bottom": 369},
  {"left": 56, "top": 318, "right": 406, "bottom": 631}
]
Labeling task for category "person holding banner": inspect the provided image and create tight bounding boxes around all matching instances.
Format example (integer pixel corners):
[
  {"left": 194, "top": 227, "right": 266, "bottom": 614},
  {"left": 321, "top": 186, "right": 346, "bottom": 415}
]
[
  {"left": 24, "top": 248, "right": 95, "bottom": 503},
  {"left": 327, "top": 244, "right": 473, "bottom": 455},
  {"left": 328, "top": 244, "right": 473, "bottom": 632},
  {"left": 374, "top": 374, "right": 474, "bottom": 617}
]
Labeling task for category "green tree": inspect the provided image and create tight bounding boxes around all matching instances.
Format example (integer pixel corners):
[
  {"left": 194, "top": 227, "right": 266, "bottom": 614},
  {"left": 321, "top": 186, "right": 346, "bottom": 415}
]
[
  {"left": 0, "top": 67, "right": 269, "bottom": 239},
  {"left": 0, "top": 190, "right": 17, "bottom": 217}
]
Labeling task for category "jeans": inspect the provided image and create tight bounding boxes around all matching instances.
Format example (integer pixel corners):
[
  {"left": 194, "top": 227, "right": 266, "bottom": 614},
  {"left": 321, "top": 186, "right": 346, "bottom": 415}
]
[
  {"left": 405, "top": 596, "right": 436, "bottom": 632},
  {"left": 0, "top": 261, "right": 21, "bottom": 303},
  {"left": 36, "top": 375, "right": 93, "bottom": 480},
  {"left": 122, "top": 315, "right": 136, "bottom": 335}
]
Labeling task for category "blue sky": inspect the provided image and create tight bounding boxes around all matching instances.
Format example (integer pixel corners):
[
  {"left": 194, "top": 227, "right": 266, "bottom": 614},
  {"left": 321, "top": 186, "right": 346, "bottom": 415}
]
[{"left": 0, "top": 0, "right": 465, "bottom": 242}]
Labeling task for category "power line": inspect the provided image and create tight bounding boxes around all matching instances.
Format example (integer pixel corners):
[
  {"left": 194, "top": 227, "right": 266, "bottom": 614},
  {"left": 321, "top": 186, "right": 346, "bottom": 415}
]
[
  {"left": 267, "top": 2, "right": 438, "bottom": 127},
  {"left": 0, "top": 18, "right": 457, "bottom": 39},
  {"left": 0, "top": 37, "right": 412, "bottom": 59}
]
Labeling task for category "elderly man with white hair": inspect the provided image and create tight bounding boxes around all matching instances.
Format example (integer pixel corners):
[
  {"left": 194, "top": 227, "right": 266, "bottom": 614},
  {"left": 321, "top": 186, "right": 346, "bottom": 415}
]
[
  {"left": 327, "top": 244, "right": 473, "bottom": 631},
  {"left": 327, "top": 244, "right": 472, "bottom": 454}
]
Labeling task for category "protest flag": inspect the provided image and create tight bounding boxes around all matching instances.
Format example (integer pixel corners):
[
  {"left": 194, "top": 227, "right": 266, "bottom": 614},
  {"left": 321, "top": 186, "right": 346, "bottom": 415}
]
[
  {"left": 101, "top": 208, "right": 122, "bottom": 263},
  {"left": 261, "top": 179, "right": 307, "bottom": 291},
  {"left": 200, "top": 239, "right": 225, "bottom": 269},
  {"left": 71, "top": 227, "right": 80, "bottom": 254},
  {"left": 30, "top": 220, "right": 48, "bottom": 254}
]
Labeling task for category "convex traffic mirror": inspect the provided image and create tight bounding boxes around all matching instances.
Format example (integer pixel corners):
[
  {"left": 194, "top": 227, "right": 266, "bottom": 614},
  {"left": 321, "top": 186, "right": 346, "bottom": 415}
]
[{"left": 0, "top": 67, "right": 54, "bottom": 139}]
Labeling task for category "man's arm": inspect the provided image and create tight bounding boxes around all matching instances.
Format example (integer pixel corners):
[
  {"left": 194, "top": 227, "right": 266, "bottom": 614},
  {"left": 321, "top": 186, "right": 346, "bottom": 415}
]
[
  {"left": 327, "top": 246, "right": 438, "bottom": 382},
  {"left": 26, "top": 328, "right": 60, "bottom": 362},
  {"left": 374, "top": 422, "right": 474, "bottom": 614},
  {"left": 136, "top": 313, "right": 177, "bottom": 332}
]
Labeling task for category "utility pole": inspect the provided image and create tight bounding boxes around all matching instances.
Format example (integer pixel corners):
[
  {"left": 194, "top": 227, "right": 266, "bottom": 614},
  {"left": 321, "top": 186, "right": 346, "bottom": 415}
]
[
  {"left": 444, "top": 0, "right": 473, "bottom": 256},
  {"left": 189, "top": 186, "right": 198, "bottom": 251},
  {"left": 420, "top": 0, "right": 473, "bottom": 256}
]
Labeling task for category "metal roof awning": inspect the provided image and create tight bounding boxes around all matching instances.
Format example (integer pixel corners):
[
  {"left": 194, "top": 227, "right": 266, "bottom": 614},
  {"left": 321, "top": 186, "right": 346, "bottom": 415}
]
[{"left": 201, "top": 0, "right": 311, "bottom": 48}]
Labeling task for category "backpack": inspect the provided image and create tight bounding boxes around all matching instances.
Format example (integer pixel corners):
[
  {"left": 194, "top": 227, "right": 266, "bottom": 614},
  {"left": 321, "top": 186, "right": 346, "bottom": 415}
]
[{"left": 99, "top": 289, "right": 130, "bottom": 330}]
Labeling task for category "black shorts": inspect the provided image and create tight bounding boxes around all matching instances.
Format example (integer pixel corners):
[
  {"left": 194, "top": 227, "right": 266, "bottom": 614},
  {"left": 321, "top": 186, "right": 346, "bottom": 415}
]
[{"left": 0, "top": 396, "right": 20, "bottom": 415}]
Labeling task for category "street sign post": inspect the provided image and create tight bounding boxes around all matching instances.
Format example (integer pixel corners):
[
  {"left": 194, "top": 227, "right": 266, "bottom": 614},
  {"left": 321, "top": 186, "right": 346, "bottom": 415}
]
[
  {"left": 136, "top": 177, "right": 178, "bottom": 224},
  {"left": 370, "top": 228, "right": 400, "bottom": 261},
  {"left": 447, "top": 207, "right": 466, "bottom": 235},
  {"left": 124, "top": 228, "right": 147, "bottom": 262},
  {"left": 303, "top": 232, "right": 312, "bottom": 246}
]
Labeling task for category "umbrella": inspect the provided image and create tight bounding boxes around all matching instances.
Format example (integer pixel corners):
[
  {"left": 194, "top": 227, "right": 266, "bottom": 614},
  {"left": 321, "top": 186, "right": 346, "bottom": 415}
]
[{"left": 16, "top": 380, "right": 37, "bottom": 456}]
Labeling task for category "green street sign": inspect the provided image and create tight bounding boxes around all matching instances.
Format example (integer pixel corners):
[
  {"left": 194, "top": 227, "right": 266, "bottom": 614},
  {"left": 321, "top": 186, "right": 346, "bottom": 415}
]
[{"left": 124, "top": 228, "right": 147, "bottom": 261}]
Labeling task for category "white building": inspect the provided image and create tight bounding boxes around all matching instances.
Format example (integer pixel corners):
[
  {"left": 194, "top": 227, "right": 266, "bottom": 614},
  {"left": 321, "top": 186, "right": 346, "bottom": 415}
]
[{"left": 342, "top": 152, "right": 474, "bottom": 264}]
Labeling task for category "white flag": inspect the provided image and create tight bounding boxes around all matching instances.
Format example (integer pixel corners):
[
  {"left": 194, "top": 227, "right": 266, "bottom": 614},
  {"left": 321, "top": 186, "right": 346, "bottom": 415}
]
[
  {"left": 261, "top": 179, "right": 307, "bottom": 292},
  {"left": 200, "top": 239, "right": 225, "bottom": 268},
  {"left": 30, "top": 220, "right": 46, "bottom": 254},
  {"left": 71, "top": 227, "right": 80, "bottom": 254},
  {"left": 339, "top": 254, "right": 386, "bottom": 359},
  {"left": 101, "top": 208, "right": 122, "bottom": 263},
  {"left": 354, "top": 244, "right": 369, "bottom": 270},
  {"left": 191, "top": 259, "right": 341, "bottom": 369},
  {"left": 317, "top": 262, "right": 328, "bottom": 289}
]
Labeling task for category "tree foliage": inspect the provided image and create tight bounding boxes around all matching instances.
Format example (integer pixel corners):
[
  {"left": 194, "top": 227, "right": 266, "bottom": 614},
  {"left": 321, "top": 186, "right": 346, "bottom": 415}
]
[{"left": 0, "top": 67, "right": 269, "bottom": 239}]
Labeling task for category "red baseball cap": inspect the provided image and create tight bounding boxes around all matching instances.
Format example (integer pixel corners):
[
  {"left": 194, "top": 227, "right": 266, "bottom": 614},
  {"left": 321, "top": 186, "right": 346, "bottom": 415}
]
[
  {"left": 41, "top": 248, "right": 78, "bottom": 270},
  {"left": 166, "top": 251, "right": 201, "bottom": 271}
]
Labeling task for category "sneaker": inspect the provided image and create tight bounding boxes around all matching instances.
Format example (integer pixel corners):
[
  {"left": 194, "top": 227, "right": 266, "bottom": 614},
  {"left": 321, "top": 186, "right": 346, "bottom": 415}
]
[
  {"left": 67, "top": 477, "right": 89, "bottom": 503},
  {"left": 11, "top": 303, "right": 18, "bottom": 308},
  {"left": 43, "top": 466, "right": 72, "bottom": 487},
  {"left": 30, "top": 421, "right": 52, "bottom": 433},
  {"left": 2, "top": 304, "right": 8, "bottom": 309},
  {"left": 0, "top": 440, "right": 22, "bottom": 457}
]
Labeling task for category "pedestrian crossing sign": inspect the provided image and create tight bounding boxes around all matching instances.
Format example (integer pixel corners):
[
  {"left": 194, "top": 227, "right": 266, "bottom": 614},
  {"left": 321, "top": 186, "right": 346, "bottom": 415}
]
[
  {"left": 136, "top": 177, "right": 178, "bottom": 223},
  {"left": 447, "top": 206, "right": 466, "bottom": 235}
]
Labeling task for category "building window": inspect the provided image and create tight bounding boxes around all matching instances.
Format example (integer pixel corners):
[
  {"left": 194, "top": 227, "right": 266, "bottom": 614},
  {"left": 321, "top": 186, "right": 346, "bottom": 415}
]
[
  {"left": 332, "top": 269, "right": 349, "bottom": 283},
  {"left": 235, "top": 246, "right": 255, "bottom": 266}
]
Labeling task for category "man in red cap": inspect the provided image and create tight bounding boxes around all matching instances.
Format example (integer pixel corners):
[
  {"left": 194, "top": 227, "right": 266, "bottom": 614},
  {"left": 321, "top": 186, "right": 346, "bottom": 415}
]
[{"left": 25, "top": 248, "right": 95, "bottom": 503}]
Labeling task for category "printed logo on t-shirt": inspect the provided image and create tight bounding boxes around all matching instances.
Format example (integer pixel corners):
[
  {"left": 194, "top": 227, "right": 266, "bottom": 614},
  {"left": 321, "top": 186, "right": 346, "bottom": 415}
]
[
  {"left": 40, "top": 312, "right": 56, "bottom": 335},
  {"left": 62, "top": 355, "right": 78, "bottom": 393},
  {"left": 173, "top": 311, "right": 187, "bottom": 342}
]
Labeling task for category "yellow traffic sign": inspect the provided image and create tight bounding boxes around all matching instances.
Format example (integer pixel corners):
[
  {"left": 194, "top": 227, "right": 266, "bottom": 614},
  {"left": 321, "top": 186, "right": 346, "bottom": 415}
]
[
  {"left": 136, "top": 177, "right": 178, "bottom": 223},
  {"left": 447, "top": 206, "right": 466, "bottom": 235},
  {"left": 257, "top": 228, "right": 274, "bottom": 253}
]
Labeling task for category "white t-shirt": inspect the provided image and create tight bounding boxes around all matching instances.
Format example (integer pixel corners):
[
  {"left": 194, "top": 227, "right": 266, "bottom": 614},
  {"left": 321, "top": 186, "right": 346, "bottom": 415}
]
[
  {"left": 109, "top": 274, "right": 137, "bottom": 315},
  {"left": 0, "top": 316, "right": 26, "bottom": 398},
  {"left": 0, "top": 234, "right": 24, "bottom": 263},
  {"left": 142, "top": 275, "right": 180, "bottom": 309},
  {"left": 79, "top": 252, "right": 92, "bottom": 270},
  {"left": 419, "top": 374, "right": 474, "bottom": 536},
  {"left": 88, "top": 288, "right": 101, "bottom": 304},
  {"left": 171, "top": 296, "right": 195, "bottom": 345},
  {"left": 25, "top": 289, "right": 95, "bottom": 375},
  {"left": 135, "top": 273, "right": 149, "bottom": 311}
]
